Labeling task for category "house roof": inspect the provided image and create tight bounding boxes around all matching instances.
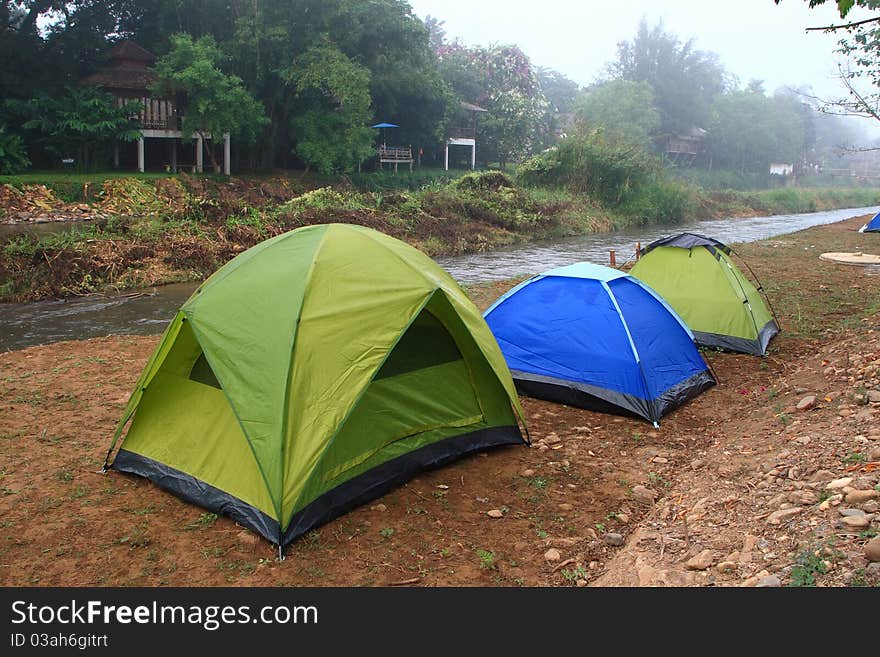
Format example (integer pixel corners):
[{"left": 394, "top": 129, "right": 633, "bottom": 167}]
[
  {"left": 460, "top": 101, "right": 488, "bottom": 112},
  {"left": 79, "top": 40, "right": 158, "bottom": 92}
]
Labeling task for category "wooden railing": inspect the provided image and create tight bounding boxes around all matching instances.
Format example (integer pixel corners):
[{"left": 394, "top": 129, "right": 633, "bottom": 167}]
[
  {"left": 116, "top": 96, "right": 181, "bottom": 131},
  {"left": 378, "top": 145, "right": 413, "bottom": 162}
]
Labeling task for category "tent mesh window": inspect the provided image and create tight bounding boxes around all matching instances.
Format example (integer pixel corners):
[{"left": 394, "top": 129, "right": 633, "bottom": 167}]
[
  {"left": 375, "top": 310, "right": 463, "bottom": 380},
  {"left": 189, "top": 353, "right": 222, "bottom": 389}
]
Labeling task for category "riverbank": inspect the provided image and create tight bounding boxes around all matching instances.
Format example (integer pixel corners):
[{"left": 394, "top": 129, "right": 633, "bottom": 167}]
[
  {"left": 1, "top": 213, "right": 878, "bottom": 587},
  {"left": 1, "top": 171, "right": 878, "bottom": 302}
]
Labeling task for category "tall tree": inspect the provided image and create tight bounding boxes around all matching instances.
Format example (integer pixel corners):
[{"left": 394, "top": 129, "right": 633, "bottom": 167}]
[
  {"left": 607, "top": 19, "right": 728, "bottom": 137},
  {"left": 152, "top": 33, "right": 267, "bottom": 171},
  {"left": 574, "top": 80, "right": 660, "bottom": 145},
  {"left": 281, "top": 40, "right": 375, "bottom": 174}
]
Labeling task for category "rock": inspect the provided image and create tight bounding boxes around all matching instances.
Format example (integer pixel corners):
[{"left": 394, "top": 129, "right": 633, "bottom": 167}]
[
  {"left": 845, "top": 489, "right": 880, "bottom": 504},
  {"left": 789, "top": 491, "right": 817, "bottom": 505},
  {"left": 811, "top": 469, "right": 836, "bottom": 483},
  {"left": 867, "top": 446, "right": 880, "bottom": 461},
  {"left": 826, "top": 477, "right": 853, "bottom": 490},
  {"left": 868, "top": 390, "right": 880, "bottom": 403},
  {"left": 767, "top": 507, "right": 802, "bottom": 524},
  {"left": 521, "top": 469, "right": 535, "bottom": 477},
  {"left": 544, "top": 548, "right": 561, "bottom": 562},
  {"left": 716, "top": 561, "right": 738, "bottom": 574},
  {"left": 794, "top": 436, "right": 812, "bottom": 446},
  {"left": 545, "top": 433, "right": 562, "bottom": 444},
  {"left": 865, "top": 537, "right": 880, "bottom": 562},
  {"left": 686, "top": 549, "right": 717, "bottom": 571},
  {"left": 616, "top": 512, "right": 630, "bottom": 523},
  {"left": 486, "top": 509, "right": 504, "bottom": 518},
  {"left": 838, "top": 515, "right": 870, "bottom": 529},
  {"left": 558, "top": 503, "right": 574, "bottom": 512},
  {"left": 741, "top": 569, "right": 771, "bottom": 587},
  {"left": 631, "top": 485, "right": 658, "bottom": 505},
  {"left": 576, "top": 579, "right": 589, "bottom": 587},
  {"left": 604, "top": 533, "right": 625, "bottom": 547},
  {"left": 796, "top": 395, "right": 816, "bottom": 411},
  {"left": 371, "top": 503, "right": 387, "bottom": 512},
  {"left": 839, "top": 507, "right": 867, "bottom": 517},
  {"left": 756, "top": 575, "right": 782, "bottom": 588}
]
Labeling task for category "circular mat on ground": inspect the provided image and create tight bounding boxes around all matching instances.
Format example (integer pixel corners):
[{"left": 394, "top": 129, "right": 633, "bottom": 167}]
[{"left": 819, "top": 251, "right": 880, "bottom": 265}]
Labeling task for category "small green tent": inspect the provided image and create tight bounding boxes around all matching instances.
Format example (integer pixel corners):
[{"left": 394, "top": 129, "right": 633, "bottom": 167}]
[
  {"left": 104, "top": 224, "right": 526, "bottom": 553},
  {"left": 629, "top": 233, "right": 779, "bottom": 356}
]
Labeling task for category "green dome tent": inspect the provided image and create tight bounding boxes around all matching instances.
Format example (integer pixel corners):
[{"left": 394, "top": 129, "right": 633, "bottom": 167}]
[
  {"left": 629, "top": 233, "right": 779, "bottom": 356},
  {"left": 104, "top": 224, "right": 526, "bottom": 554}
]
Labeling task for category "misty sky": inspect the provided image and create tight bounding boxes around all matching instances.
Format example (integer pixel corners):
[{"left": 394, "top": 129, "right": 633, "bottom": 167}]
[{"left": 407, "top": 0, "right": 871, "bottom": 101}]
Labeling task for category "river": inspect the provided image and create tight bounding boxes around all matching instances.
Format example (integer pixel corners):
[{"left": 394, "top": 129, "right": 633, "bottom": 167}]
[{"left": 1, "top": 205, "right": 877, "bottom": 352}]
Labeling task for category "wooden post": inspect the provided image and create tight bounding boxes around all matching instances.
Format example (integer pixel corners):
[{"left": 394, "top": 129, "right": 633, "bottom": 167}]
[
  {"left": 609, "top": 249, "right": 616, "bottom": 267},
  {"left": 635, "top": 242, "right": 641, "bottom": 260}
]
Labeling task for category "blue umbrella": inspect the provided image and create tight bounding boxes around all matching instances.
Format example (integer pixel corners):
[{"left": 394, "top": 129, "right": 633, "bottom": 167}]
[{"left": 371, "top": 122, "right": 399, "bottom": 146}]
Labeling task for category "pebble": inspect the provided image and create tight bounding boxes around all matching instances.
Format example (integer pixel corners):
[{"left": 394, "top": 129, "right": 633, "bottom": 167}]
[
  {"left": 794, "top": 436, "right": 811, "bottom": 445},
  {"left": 521, "top": 469, "right": 535, "bottom": 477},
  {"left": 868, "top": 390, "right": 880, "bottom": 403},
  {"left": 631, "top": 485, "right": 658, "bottom": 505},
  {"left": 741, "top": 569, "right": 771, "bottom": 587},
  {"left": 796, "top": 395, "right": 816, "bottom": 411},
  {"left": 371, "top": 503, "right": 387, "bottom": 512},
  {"left": 544, "top": 548, "right": 561, "bottom": 562},
  {"left": 826, "top": 477, "right": 853, "bottom": 490},
  {"left": 603, "top": 532, "right": 624, "bottom": 547},
  {"left": 868, "top": 446, "right": 880, "bottom": 461},
  {"left": 845, "top": 489, "right": 879, "bottom": 504},
  {"left": 838, "top": 515, "right": 870, "bottom": 529},
  {"left": 755, "top": 575, "right": 782, "bottom": 587},
  {"left": 686, "top": 549, "right": 717, "bottom": 570},
  {"left": 486, "top": 509, "right": 504, "bottom": 518},
  {"left": 865, "top": 537, "right": 880, "bottom": 562},
  {"left": 716, "top": 561, "right": 738, "bottom": 574},
  {"left": 839, "top": 508, "right": 867, "bottom": 517},
  {"left": 558, "top": 503, "right": 574, "bottom": 511},
  {"left": 766, "top": 507, "right": 802, "bottom": 524},
  {"left": 576, "top": 579, "right": 589, "bottom": 587}
]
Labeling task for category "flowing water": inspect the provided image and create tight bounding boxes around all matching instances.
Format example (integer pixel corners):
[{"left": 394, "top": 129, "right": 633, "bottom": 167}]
[{"left": 1, "top": 205, "right": 877, "bottom": 352}]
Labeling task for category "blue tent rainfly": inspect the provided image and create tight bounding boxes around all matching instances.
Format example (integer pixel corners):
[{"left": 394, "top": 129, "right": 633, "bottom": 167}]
[{"left": 483, "top": 262, "right": 716, "bottom": 426}]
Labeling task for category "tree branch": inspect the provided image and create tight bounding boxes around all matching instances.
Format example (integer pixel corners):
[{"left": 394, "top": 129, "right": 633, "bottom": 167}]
[{"left": 805, "top": 15, "right": 880, "bottom": 31}]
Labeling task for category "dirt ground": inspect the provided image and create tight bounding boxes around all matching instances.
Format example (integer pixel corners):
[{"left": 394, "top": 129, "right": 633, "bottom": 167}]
[{"left": 1, "top": 215, "right": 879, "bottom": 587}]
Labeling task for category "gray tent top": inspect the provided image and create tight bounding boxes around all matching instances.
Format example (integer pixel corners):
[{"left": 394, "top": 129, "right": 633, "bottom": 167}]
[{"left": 639, "top": 232, "right": 732, "bottom": 256}]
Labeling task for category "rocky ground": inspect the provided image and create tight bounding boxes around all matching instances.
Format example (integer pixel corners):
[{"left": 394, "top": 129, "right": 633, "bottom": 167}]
[{"left": 0, "top": 214, "right": 878, "bottom": 587}]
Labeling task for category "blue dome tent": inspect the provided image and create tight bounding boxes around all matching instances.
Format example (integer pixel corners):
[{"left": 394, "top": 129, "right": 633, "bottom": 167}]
[
  {"left": 859, "top": 212, "right": 880, "bottom": 233},
  {"left": 483, "top": 263, "right": 716, "bottom": 425}
]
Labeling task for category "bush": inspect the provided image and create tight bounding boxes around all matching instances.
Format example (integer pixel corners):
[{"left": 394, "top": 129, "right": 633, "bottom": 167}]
[
  {"left": 0, "top": 126, "right": 30, "bottom": 175},
  {"left": 619, "top": 178, "right": 694, "bottom": 226},
  {"left": 516, "top": 131, "right": 660, "bottom": 208}
]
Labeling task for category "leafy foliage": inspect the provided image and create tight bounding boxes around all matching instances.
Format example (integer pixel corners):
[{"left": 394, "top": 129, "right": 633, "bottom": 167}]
[
  {"left": 0, "top": 125, "right": 30, "bottom": 174},
  {"left": 22, "top": 86, "right": 141, "bottom": 171},
  {"left": 574, "top": 80, "right": 660, "bottom": 145},
  {"left": 282, "top": 41, "right": 375, "bottom": 174}
]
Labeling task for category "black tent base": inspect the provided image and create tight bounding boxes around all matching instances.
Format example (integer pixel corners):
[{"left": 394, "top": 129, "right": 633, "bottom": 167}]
[
  {"left": 511, "top": 370, "right": 716, "bottom": 425},
  {"left": 112, "top": 424, "right": 525, "bottom": 554}
]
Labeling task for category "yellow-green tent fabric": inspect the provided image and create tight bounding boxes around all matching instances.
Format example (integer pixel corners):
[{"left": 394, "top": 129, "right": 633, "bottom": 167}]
[
  {"left": 629, "top": 233, "right": 778, "bottom": 356},
  {"left": 105, "top": 224, "right": 526, "bottom": 551}
]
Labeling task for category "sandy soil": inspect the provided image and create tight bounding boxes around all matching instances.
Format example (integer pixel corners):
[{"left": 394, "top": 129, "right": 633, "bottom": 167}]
[{"left": 1, "top": 215, "right": 878, "bottom": 587}]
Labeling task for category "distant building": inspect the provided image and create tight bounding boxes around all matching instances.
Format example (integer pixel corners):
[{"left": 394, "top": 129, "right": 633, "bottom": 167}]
[
  {"left": 769, "top": 163, "right": 794, "bottom": 176},
  {"left": 444, "top": 101, "right": 487, "bottom": 170},
  {"left": 662, "top": 126, "right": 707, "bottom": 166},
  {"left": 80, "top": 40, "right": 230, "bottom": 174}
]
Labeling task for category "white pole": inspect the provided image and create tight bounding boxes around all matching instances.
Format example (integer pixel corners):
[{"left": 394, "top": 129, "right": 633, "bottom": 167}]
[
  {"left": 223, "top": 132, "right": 231, "bottom": 176},
  {"left": 444, "top": 143, "right": 449, "bottom": 171},
  {"left": 196, "top": 135, "right": 203, "bottom": 173},
  {"left": 471, "top": 143, "right": 476, "bottom": 170},
  {"left": 137, "top": 137, "right": 144, "bottom": 173}
]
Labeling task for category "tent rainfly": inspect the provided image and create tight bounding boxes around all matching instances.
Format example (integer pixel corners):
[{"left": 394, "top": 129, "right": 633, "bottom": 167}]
[
  {"left": 104, "top": 224, "right": 526, "bottom": 554},
  {"left": 629, "top": 233, "right": 779, "bottom": 356},
  {"left": 483, "top": 262, "right": 715, "bottom": 426},
  {"left": 859, "top": 211, "right": 880, "bottom": 233}
]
